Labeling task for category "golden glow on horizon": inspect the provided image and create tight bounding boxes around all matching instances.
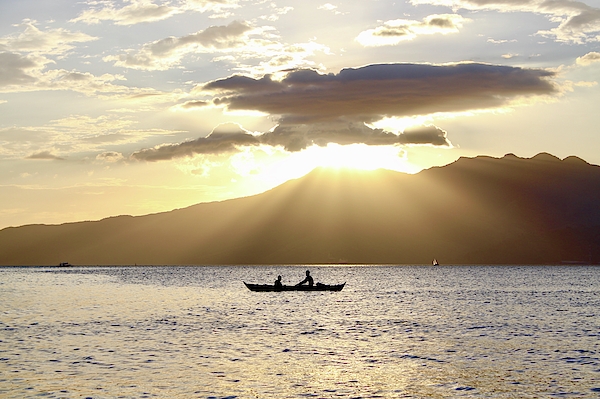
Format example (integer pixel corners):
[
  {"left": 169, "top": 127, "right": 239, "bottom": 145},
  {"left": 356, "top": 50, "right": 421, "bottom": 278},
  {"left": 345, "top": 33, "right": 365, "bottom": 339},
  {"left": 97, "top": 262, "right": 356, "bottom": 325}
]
[
  {"left": 176, "top": 142, "right": 429, "bottom": 204},
  {"left": 238, "top": 143, "right": 421, "bottom": 194},
  {"left": 298, "top": 144, "right": 418, "bottom": 172},
  {"left": 268, "top": 144, "right": 418, "bottom": 177}
]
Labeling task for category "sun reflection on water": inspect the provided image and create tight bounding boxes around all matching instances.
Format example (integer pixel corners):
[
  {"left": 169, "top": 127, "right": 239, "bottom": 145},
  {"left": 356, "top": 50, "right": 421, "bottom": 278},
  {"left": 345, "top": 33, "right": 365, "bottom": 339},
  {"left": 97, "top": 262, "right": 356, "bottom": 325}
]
[{"left": 1, "top": 265, "right": 600, "bottom": 398}]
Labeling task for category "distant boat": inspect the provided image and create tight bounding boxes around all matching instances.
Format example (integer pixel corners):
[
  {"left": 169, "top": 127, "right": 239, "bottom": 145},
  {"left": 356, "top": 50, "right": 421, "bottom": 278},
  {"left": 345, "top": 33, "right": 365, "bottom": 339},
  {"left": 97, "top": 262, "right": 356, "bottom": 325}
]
[
  {"left": 244, "top": 282, "right": 345, "bottom": 292},
  {"left": 58, "top": 262, "right": 71, "bottom": 267},
  {"left": 432, "top": 259, "right": 439, "bottom": 266}
]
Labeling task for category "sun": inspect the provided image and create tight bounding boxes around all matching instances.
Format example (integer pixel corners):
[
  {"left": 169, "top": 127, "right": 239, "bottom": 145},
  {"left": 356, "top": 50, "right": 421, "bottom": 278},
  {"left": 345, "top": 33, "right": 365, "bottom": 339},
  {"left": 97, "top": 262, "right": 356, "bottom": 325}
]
[
  {"left": 298, "top": 143, "right": 419, "bottom": 172},
  {"left": 224, "top": 143, "right": 426, "bottom": 200}
]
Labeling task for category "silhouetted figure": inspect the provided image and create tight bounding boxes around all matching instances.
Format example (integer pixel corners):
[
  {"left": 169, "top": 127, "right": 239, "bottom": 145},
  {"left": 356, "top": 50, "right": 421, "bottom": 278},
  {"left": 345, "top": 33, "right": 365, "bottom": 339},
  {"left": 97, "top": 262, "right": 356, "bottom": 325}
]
[
  {"left": 274, "top": 275, "right": 283, "bottom": 289},
  {"left": 296, "top": 270, "right": 314, "bottom": 287}
]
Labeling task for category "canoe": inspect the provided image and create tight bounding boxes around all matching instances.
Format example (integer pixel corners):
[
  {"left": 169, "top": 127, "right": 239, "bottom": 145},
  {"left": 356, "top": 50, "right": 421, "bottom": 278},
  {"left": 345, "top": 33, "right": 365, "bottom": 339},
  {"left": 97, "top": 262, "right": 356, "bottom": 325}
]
[{"left": 244, "top": 282, "right": 345, "bottom": 292}]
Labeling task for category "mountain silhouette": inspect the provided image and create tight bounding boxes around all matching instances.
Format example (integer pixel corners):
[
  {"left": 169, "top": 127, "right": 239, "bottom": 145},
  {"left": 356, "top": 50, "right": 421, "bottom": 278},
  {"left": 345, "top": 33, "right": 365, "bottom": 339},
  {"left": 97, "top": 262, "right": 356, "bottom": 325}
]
[{"left": 1, "top": 153, "right": 599, "bottom": 265}]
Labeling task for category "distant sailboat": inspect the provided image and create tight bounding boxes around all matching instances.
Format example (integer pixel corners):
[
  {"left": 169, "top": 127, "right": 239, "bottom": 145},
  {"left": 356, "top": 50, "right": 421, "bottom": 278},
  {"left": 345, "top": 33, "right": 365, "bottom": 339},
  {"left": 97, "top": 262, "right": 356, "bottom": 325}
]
[{"left": 432, "top": 259, "right": 439, "bottom": 266}]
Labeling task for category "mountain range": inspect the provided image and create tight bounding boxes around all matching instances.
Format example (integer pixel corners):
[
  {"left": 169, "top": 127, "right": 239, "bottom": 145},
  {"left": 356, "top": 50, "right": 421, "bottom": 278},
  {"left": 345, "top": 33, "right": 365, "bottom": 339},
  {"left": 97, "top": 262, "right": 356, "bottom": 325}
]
[{"left": 1, "top": 152, "right": 599, "bottom": 265}]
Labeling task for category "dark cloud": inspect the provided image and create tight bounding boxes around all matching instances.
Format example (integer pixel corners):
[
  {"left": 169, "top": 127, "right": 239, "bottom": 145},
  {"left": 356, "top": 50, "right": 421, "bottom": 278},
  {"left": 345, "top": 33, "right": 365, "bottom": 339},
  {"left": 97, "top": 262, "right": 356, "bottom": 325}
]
[
  {"left": 205, "top": 74, "right": 281, "bottom": 93},
  {"left": 374, "top": 27, "right": 412, "bottom": 37},
  {"left": 60, "top": 72, "right": 91, "bottom": 82},
  {"left": 356, "top": 14, "right": 468, "bottom": 45},
  {"left": 179, "top": 100, "right": 209, "bottom": 109},
  {"left": 131, "top": 123, "right": 260, "bottom": 161},
  {"left": 134, "top": 62, "right": 556, "bottom": 161},
  {"left": 132, "top": 120, "right": 451, "bottom": 161},
  {"left": 401, "top": 125, "right": 450, "bottom": 146},
  {"left": 260, "top": 121, "right": 451, "bottom": 152},
  {"left": 26, "top": 151, "right": 65, "bottom": 160},
  {"left": 204, "top": 63, "right": 556, "bottom": 124},
  {"left": 0, "top": 52, "right": 37, "bottom": 87},
  {"left": 427, "top": 17, "right": 456, "bottom": 28}
]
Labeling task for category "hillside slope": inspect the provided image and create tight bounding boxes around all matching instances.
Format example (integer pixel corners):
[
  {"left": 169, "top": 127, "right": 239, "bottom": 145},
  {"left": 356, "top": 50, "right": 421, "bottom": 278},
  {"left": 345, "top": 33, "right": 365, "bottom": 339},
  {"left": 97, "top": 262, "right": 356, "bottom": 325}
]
[{"left": 1, "top": 153, "right": 599, "bottom": 265}]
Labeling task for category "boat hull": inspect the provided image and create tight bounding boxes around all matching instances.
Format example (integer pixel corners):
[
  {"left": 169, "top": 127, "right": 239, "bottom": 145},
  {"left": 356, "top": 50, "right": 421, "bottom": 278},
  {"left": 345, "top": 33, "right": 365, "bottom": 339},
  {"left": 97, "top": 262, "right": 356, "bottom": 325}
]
[{"left": 244, "top": 282, "right": 345, "bottom": 292}]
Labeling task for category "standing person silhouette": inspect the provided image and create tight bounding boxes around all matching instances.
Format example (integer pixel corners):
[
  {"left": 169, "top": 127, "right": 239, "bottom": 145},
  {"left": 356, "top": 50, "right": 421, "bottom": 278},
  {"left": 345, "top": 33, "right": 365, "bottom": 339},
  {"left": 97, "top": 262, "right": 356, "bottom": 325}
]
[{"left": 296, "top": 270, "right": 314, "bottom": 287}]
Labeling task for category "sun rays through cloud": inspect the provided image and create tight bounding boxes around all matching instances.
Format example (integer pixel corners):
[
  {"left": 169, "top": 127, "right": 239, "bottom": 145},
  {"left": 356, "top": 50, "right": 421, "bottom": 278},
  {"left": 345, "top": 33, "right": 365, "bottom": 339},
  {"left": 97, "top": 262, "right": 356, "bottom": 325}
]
[{"left": 1, "top": 0, "right": 600, "bottom": 227}]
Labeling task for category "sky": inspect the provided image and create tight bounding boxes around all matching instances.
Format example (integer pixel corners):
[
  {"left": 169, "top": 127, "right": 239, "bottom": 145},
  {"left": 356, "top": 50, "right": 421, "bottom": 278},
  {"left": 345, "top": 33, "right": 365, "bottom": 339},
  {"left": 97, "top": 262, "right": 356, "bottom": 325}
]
[{"left": 1, "top": 0, "right": 600, "bottom": 229}]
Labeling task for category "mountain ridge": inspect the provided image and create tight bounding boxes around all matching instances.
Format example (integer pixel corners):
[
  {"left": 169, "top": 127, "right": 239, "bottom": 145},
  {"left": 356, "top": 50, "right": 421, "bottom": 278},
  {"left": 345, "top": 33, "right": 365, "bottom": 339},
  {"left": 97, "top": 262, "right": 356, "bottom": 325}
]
[{"left": 1, "top": 153, "right": 599, "bottom": 265}]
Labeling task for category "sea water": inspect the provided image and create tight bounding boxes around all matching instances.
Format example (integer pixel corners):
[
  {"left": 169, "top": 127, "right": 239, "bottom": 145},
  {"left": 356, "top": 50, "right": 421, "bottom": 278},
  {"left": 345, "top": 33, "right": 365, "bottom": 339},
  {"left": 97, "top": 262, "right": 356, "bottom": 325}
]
[{"left": 1, "top": 265, "right": 599, "bottom": 398}]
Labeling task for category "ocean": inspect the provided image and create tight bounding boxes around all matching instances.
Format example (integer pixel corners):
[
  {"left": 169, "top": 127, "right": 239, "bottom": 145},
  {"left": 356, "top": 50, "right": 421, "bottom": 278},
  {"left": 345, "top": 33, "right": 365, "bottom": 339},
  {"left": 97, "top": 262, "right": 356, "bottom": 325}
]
[{"left": 1, "top": 265, "right": 599, "bottom": 398}]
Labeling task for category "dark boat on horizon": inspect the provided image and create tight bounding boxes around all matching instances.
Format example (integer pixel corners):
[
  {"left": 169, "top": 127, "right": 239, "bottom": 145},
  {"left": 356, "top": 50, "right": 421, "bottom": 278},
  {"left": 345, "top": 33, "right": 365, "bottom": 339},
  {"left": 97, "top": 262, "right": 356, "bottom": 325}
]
[{"left": 244, "top": 282, "right": 346, "bottom": 292}]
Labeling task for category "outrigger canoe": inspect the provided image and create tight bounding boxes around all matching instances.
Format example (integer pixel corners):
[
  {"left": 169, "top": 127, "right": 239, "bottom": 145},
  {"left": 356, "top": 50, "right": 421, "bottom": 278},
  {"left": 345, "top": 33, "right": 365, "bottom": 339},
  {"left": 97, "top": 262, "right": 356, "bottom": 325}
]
[{"left": 244, "top": 282, "right": 345, "bottom": 292}]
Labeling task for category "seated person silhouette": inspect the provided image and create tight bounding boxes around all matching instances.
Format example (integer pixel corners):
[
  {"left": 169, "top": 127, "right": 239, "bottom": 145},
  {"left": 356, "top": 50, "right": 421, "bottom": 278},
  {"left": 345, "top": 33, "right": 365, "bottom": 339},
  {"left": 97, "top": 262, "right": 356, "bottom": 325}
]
[
  {"left": 296, "top": 270, "right": 314, "bottom": 287},
  {"left": 274, "top": 275, "right": 283, "bottom": 289}
]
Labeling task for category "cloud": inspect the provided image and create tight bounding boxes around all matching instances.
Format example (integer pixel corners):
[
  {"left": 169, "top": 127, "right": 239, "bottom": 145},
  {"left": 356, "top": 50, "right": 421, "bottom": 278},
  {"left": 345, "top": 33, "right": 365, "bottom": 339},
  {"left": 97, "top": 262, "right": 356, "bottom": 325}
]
[
  {"left": 41, "top": 70, "right": 133, "bottom": 95},
  {"left": 0, "top": 115, "right": 181, "bottom": 160},
  {"left": 131, "top": 119, "right": 452, "bottom": 161},
  {"left": 356, "top": 14, "right": 469, "bottom": 46},
  {"left": 134, "top": 62, "right": 553, "bottom": 157},
  {"left": 2, "top": 137, "right": 50, "bottom": 161},
  {"left": 410, "top": 0, "right": 600, "bottom": 43},
  {"left": 0, "top": 52, "right": 41, "bottom": 87},
  {"left": 576, "top": 52, "right": 600, "bottom": 65},
  {"left": 175, "top": 100, "right": 210, "bottom": 110},
  {"left": 103, "top": 20, "right": 254, "bottom": 70},
  {"left": 231, "top": 41, "right": 331, "bottom": 76},
  {"left": 203, "top": 63, "right": 557, "bottom": 124},
  {"left": 401, "top": 125, "right": 452, "bottom": 146},
  {"left": 0, "top": 23, "right": 129, "bottom": 95},
  {"left": 259, "top": 121, "right": 452, "bottom": 152},
  {"left": 26, "top": 151, "right": 65, "bottom": 160},
  {"left": 131, "top": 122, "right": 261, "bottom": 161},
  {"left": 259, "top": 4, "right": 294, "bottom": 21},
  {"left": 72, "top": 0, "right": 240, "bottom": 25},
  {"left": 96, "top": 151, "right": 125, "bottom": 163},
  {"left": 574, "top": 80, "right": 597, "bottom": 87},
  {"left": 181, "top": 0, "right": 241, "bottom": 14},
  {"left": 0, "top": 21, "right": 97, "bottom": 55},
  {"left": 0, "top": 127, "right": 52, "bottom": 159},
  {"left": 318, "top": 3, "right": 342, "bottom": 14},
  {"left": 487, "top": 38, "right": 517, "bottom": 44},
  {"left": 72, "top": 0, "right": 177, "bottom": 25},
  {"left": 0, "top": 51, "right": 168, "bottom": 98},
  {"left": 104, "top": 20, "right": 330, "bottom": 74}
]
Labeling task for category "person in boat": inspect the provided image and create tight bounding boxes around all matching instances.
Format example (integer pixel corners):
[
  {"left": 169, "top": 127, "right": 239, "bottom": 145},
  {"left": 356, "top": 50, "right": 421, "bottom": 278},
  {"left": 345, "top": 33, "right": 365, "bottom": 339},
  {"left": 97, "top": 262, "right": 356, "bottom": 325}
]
[
  {"left": 296, "top": 270, "right": 314, "bottom": 287},
  {"left": 274, "top": 275, "right": 283, "bottom": 289}
]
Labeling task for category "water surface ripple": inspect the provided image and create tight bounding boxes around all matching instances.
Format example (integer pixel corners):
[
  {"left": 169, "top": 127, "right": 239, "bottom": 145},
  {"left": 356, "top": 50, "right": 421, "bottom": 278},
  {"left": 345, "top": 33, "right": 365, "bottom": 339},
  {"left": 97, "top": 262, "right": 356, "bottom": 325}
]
[{"left": 1, "top": 265, "right": 599, "bottom": 398}]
